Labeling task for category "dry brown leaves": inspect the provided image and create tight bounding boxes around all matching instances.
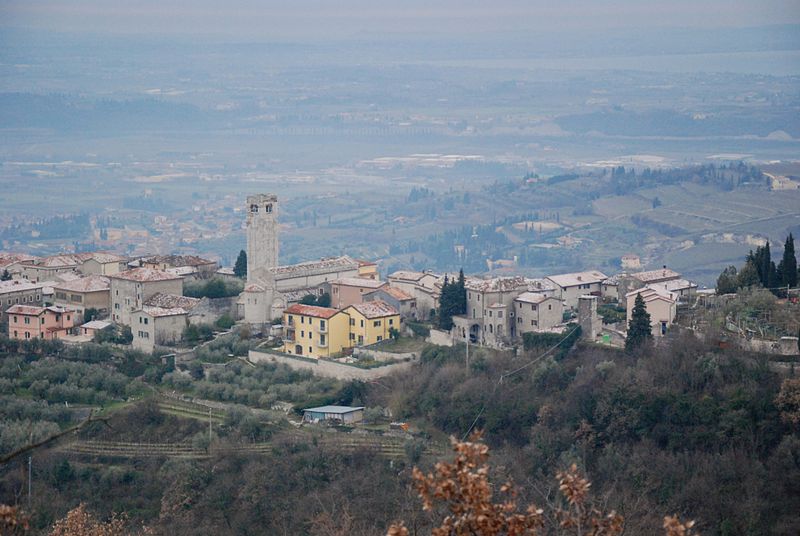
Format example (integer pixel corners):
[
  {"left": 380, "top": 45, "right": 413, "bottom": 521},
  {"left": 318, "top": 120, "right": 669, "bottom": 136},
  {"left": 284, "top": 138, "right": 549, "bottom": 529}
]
[
  {"left": 663, "top": 515, "right": 699, "bottom": 536},
  {"left": 49, "top": 504, "right": 128, "bottom": 536},
  {"left": 387, "top": 433, "right": 700, "bottom": 536},
  {"left": 0, "top": 504, "right": 30, "bottom": 535}
]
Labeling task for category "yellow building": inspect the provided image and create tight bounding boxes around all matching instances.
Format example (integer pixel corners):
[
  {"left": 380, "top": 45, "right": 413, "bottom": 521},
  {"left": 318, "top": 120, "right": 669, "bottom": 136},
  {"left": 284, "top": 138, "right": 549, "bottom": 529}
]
[
  {"left": 283, "top": 304, "right": 350, "bottom": 359},
  {"left": 356, "top": 259, "right": 379, "bottom": 280},
  {"left": 343, "top": 300, "right": 400, "bottom": 347}
]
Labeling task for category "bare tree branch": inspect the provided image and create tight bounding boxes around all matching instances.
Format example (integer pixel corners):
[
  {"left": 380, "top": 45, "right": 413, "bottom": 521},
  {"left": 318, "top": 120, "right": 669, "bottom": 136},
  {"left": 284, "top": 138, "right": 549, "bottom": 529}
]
[{"left": 0, "top": 412, "right": 111, "bottom": 465}]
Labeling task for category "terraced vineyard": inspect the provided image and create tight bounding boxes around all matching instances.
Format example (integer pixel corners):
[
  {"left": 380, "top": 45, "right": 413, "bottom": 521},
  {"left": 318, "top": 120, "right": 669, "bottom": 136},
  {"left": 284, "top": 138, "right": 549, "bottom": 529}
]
[{"left": 58, "top": 428, "right": 443, "bottom": 460}]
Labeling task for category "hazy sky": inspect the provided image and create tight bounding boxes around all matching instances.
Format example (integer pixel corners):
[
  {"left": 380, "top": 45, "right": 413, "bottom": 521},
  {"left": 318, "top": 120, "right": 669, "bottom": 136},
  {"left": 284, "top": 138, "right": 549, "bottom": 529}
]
[{"left": 2, "top": 0, "right": 799, "bottom": 39}]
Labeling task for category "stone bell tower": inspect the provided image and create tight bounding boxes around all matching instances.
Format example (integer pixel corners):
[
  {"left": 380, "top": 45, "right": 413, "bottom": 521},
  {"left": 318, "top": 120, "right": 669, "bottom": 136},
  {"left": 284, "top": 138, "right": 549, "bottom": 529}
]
[{"left": 246, "top": 193, "right": 279, "bottom": 283}]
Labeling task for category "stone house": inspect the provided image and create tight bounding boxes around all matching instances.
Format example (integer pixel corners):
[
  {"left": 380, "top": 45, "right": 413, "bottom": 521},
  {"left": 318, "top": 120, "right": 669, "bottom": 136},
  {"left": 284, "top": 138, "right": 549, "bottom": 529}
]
[
  {"left": 386, "top": 270, "right": 442, "bottom": 318},
  {"left": 78, "top": 253, "right": 128, "bottom": 276},
  {"left": 0, "top": 280, "right": 46, "bottom": 323},
  {"left": 52, "top": 275, "right": 111, "bottom": 321},
  {"left": 625, "top": 286, "right": 678, "bottom": 337},
  {"left": 545, "top": 270, "right": 608, "bottom": 310},
  {"left": 364, "top": 286, "right": 418, "bottom": 320},
  {"left": 142, "top": 255, "right": 218, "bottom": 279},
  {"left": 109, "top": 268, "right": 183, "bottom": 326},
  {"left": 513, "top": 292, "right": 564, "bottom": 334}
]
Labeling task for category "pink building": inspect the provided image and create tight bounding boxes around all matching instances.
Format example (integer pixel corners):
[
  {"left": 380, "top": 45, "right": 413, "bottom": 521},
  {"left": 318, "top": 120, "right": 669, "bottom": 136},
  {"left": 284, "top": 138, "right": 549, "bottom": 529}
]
[
  {"left": 329, "top": 277, "right": 387, "bottom": 308},
  {"left": 6, "top": 304, "right": 76, "bottom": 341}
]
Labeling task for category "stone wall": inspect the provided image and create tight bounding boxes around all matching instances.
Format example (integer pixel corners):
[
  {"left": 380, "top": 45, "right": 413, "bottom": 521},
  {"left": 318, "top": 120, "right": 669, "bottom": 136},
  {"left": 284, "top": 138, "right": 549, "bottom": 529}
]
[
  {"left": 189, "top": 296, "right": 237, "bottom": 325},
  {"left": 740, "top": 336, "right": 799, "bottom": 356},
  {"left": 352, "top": 345, "right": 418, "bottom": 362},
  {"left": 248, "top": 349, "right": 416, "bottom": 380},
  {"left": 427, "top": 328, "right": 454, "bottom": 347}
]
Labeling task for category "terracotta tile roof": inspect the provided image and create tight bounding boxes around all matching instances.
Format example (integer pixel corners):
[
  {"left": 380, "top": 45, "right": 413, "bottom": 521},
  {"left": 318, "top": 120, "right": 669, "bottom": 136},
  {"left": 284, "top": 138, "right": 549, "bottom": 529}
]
[
  {"left": 110, "top": 267, "right": 183, "bottom": 282},
  {"left": 347, "top": 300, "right": 399, "bottom": 319},
  {"left": 631, "top": 268, "right": 681, "bottom": 283},
  {"left": 244, "top": 283, "right": 266, "bottom": 292},
  {"left": 142, "top": 306, "right": 190, "bottom": 318},
  {"left": 388, "top": 270, "right": 430, "bottom": 282},
  {"left": 380, "top": 286, "right": 415, "bottom": 301},
  {"left": 331, "top": 277, "right": 386, "bottom": 289},
  {"left": 86, "top": 252, "right": 127, "bottom": 264},
  {"left": 356, "top": 259, "right": 377, "bottom": 267},
  {"left": 0, "top": 279, "right": 44, "bottom": 293},
  {"left": 38, "top": 255, "right": 81, "bottom": 268},
  {"left": 0, "top": 253, "right": 39, "bottom": 268},
  {"left": 5, "top": 304, "right": 45, "bottom": 315},
  {"left": 54, "top": 275, "right": 111, "bottom": 293},
  {"left": 284, "top": 303, "right": 342, "bottom": 319},
  {"left": 515, "top": 292, "right": 554, "bottom": 304},
  {"left": 283, "top": 287, "right": 321, "bottom": 302},
  {"left": 144, "top": 293, "right": 200, "bottom": 310},
  {"left": 625, "top": 286, "right": 676, "bottom": 303},
  {"left": 465, "top": 276, "right": 531, "bottom": 292},
  {"left": 144, "top": 254, "right": 216, "bottom": 267},
  {"left": 270, "top": 256, "right": 359, "bottom": 277},
  {"left": 546, "top": 271, "right": 608, "bottom": 288}
]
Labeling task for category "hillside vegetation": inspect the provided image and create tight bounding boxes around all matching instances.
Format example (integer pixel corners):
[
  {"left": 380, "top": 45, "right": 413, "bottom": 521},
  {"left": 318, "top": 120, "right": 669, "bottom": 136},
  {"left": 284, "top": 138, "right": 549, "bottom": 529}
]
[{"left": 0, "top": 333, "right": 798, "bottom": 535}]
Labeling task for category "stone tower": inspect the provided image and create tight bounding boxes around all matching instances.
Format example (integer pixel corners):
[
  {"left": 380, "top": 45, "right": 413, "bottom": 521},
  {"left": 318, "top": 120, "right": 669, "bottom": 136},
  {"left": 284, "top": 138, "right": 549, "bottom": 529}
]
[
  {"left": 246, "top": 193, "right": 279, "bottom": 283},
  {"left": 578, "top": 295, "right": 599, "bottom": 341}
]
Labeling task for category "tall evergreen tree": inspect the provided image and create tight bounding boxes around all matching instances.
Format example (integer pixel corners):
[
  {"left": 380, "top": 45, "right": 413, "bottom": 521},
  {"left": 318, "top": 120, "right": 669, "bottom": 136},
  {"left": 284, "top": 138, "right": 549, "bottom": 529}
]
[
  {"left": 456, "top": 269, "right": 467, "bottom": 315},
  {"left": 779, "top": 233, "right": 797, "bottom": 288},
  {"left": 437, "top": 274, "right": 466, "bottom": 331},
  {"left": 625, "top": 293, "right": 653, "bottom": 352},
  {"left": 233, "top": 250, "right": 247, "bottom": 278},
  {"left": 760, "top": 242, "right": 773, "bottom": 288}
]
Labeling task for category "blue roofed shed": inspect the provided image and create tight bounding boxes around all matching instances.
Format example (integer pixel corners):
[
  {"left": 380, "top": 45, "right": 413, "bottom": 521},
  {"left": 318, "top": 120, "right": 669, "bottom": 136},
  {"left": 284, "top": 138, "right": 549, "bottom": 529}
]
[{"left": 303, "top": 405, "right": 365, "bottom": 424}]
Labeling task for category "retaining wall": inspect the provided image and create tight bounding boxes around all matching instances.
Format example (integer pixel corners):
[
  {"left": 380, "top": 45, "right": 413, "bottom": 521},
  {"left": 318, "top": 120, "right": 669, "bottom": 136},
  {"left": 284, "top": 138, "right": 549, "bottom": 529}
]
[
  {"left": 248, "top": 349, "right": 416, "bottom": 380},
  {"left": 427, "top": 328, "right": 454, "bottom": 347}
]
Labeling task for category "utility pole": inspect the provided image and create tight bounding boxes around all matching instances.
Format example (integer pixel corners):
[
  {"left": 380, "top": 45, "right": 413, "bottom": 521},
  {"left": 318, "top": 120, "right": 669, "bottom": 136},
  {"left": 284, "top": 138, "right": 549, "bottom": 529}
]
[
  {"left": 208, "top": 407, "right": 213, "bottom": 441},
  {"left": 27, "top": 430, "right": 32, "bottom": 509},
  {"left": 27, "top": 456, "right": 31, "bottom": 509},
  {"left": 465, "top": 336, "right": 470, "bottom": 373}
]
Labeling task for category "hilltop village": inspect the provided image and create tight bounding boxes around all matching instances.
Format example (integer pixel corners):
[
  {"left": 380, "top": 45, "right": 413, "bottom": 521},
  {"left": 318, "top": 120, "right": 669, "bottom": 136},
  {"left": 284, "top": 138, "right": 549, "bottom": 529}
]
[{"left": 2, "top": 192, "right": 797, "bottom": 367}]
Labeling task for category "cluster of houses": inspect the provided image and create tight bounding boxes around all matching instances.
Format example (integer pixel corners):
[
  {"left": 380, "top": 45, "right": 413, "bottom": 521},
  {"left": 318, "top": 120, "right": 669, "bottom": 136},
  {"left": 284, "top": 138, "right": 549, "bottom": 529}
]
[
  {"left": 382, "top": 266, "right": 697, "bottom": 348},
  {"left": 0, "top": 251, "right": 231, "bottom": 350},
  {"left": 1, "top": 192, "right": 701, "bottom": 357}
]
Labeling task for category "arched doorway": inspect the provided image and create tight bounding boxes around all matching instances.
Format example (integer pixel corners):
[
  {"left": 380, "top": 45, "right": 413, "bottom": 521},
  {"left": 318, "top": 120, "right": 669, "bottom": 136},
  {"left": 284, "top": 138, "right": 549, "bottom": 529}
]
[
  {"left": 295, "top": 344, "right": 303, "bottom": 355},
  {"left": 469, "top": 324, "right": 480, "bottom": 344}
]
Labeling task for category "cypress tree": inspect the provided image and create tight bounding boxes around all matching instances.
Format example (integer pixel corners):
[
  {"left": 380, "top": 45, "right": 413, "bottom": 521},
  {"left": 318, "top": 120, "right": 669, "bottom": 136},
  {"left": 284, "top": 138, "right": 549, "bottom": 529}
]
[
  {"left": 456, "top": 269, "right": 467, "bottom": 315},
  {"left": 233, "top": 250, "right": 247, "bottom": 278},
  {"left": 625, "top": 293, "right": 653, "bottom": 352},
  {"left": 780, "top": 233, "right": 797, "bottom": 288},
  {"left": 761, "top": 242, "right": 772, "bottom": 287}
]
